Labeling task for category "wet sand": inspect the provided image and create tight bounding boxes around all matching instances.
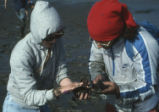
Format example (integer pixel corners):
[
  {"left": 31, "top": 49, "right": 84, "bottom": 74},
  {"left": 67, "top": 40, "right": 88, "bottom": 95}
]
[
  {"left": 0, "top": 0, "right": 159, "bottom": 111},
  {"left": 0, "top": 1, "right": 106, "bottom": 112}
]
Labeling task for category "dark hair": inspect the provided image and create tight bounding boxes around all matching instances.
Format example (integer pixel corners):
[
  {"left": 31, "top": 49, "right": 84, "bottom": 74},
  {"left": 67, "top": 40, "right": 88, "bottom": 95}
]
[{"left": 122, "top": 25, "right": 139, "bottom": 41}]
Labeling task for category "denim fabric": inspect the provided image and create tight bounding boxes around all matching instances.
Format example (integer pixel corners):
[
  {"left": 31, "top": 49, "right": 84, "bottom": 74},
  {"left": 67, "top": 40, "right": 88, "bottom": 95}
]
[
  {"left": 132, "top": 93, "right": 159, "bottom": 112},
  {"left": 2, "top": 94, "right": 51, "bottom": 112}
]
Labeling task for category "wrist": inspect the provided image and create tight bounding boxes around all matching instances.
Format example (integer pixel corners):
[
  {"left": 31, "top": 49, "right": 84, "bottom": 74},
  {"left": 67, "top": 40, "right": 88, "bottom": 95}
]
[
  {"left": 60, "top": 78, "right": 72, "bottom": 86},
  {"left": 53, "top": 88, "right": 61, "bottom": 97},
  {"left": 115, "top": 84, "right": 120, "bottom": 98}
]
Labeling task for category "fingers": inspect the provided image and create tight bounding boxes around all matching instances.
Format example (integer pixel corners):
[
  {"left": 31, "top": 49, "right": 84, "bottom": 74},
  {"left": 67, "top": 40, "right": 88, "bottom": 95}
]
[
  {"left": 73, "top": 82, "right": 83, "bottom": 89},
  {"left": 102, "top": 81, "right": 112, "bottom": 85},
  {"left": 56, "top": 81, "right": 90, "bottom": 100},
  {"left": 100, "top": 81, "right": 120, "bottom": 95},
  {"left": 73, "top": 85, "right": 90, "bottom": 100},
  {"left": 101, "top": 87, "right": 112, "bottom": 94},
  {"left": 58, "top": 80, "right": 91, "bottom": 100},
  {"left": 60, "top": 82, "right": 83, "bottom": 94},
  {"left": 79, "top": 92, "right": 89, "bottom": 100},
  {"left": 79, "top": 92, "right": 84, "bottom": 100}
]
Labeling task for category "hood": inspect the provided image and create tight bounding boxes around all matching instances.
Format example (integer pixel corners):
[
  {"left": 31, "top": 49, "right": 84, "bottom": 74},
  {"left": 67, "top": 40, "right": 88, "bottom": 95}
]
[{"left": 30, "top": 1, "right": 63, "bottom": 44}]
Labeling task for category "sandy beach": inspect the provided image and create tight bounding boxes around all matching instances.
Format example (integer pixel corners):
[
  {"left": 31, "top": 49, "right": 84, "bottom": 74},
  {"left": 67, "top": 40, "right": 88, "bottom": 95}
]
[{"left": 0, "top": 0, "right": 159, "bottom": 111}]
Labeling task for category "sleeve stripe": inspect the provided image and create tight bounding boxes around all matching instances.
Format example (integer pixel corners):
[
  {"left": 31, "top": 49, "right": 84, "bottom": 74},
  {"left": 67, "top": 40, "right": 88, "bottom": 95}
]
[
  {"left": 121, "top": 84, "right": 151, "bottom": 98},
  {"left": 134, "top": 34, "right": 152, "bottom": 84},
  {"left": 121, "top": 33, "right": 152, "bottom": 98}
]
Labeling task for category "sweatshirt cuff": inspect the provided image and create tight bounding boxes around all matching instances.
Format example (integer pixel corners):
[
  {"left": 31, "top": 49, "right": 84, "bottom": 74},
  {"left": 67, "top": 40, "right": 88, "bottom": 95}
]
[
  {"left": 90, "top": 72, "right": 102, "bottom": 81},
  {"left": 46, "top": 89, "right": 54, "bottom": 101}
]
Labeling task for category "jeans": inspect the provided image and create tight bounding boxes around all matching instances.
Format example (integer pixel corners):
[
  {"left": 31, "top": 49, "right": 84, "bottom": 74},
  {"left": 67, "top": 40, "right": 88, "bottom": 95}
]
[{"left": 3, "top": 94, "right": 51, "bottom": 112}]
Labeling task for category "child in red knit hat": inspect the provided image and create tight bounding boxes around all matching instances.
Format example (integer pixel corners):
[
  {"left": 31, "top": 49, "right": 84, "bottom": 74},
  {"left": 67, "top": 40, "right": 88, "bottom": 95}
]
[{"left": 87, "top": 0, "right": 159, "bottom": 111}]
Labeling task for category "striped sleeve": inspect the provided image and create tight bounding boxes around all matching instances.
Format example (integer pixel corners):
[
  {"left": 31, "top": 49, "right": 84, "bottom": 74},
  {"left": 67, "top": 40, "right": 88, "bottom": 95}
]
[{"left": 119, "top": 32, "right": 158, "bottom": 103}]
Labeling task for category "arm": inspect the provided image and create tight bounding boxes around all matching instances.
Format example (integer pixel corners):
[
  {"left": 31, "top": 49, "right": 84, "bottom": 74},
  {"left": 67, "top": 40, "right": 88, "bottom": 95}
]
[
  {"left": 10, "top": 50, "right": 54, "bottom": 106},
  {"left": 99, "top": 31, "right": 159, "bottom": 104},
  {"left": 97, "top": 50, "right": 157, "bottom": 102},
  {"left": 89, "top": 41, "right": 106, "bottom": 81},
  {"left": 10, "top": 46, "right": 81, "bottom": 106},
  {"left": 117, "top": 42, "right": 158, "bottom": 103},
  {"left": 55, "top": 39, "right": 70, "bottom": 85},
  {"left": 53, "top": 39, "right": 83, "bottom": 96}
]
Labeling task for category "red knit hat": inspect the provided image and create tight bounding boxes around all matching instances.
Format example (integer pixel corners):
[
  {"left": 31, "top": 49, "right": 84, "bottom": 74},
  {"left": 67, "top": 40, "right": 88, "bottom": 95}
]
[{"left": 87, "top": 0, "right": 138, "bottom": 41}]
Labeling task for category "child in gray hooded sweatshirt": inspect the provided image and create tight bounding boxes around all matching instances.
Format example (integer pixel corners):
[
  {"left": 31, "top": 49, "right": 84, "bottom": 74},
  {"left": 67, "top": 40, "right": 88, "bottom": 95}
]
[{"left": 2, "top": 1, "right": 82, "bottom": 112}]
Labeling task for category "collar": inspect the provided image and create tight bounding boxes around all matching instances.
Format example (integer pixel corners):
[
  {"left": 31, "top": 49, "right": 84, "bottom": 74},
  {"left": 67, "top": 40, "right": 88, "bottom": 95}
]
[{"left": 103, "top": 38, "right": 125, "bottom": 57}]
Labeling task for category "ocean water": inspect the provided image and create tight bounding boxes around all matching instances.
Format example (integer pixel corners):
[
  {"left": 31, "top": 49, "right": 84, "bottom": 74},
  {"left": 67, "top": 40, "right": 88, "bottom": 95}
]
[
  {"left": 55, "top": 0, "right": 159, "bottom": 27},
  {"left": 1, "top": 0, "right": 159, "bottom": 28}
]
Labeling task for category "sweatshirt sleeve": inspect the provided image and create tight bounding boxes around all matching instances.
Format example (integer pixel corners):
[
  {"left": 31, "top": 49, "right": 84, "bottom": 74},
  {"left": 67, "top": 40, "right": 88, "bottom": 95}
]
[
  {"left": 89, "top": 41, "right": 106, "bottom": 80},
  {"left": 55, "top": 39, "right": 68, "bottom": 84},
  {"left": 118, "top": 53, "right": 156, "bottom": 104},
  {"left": 118, "top": 33, "right": 159, "bottom": 104},
  {"left": 10, "top": 49, "right": 55, "bottom": 106}
]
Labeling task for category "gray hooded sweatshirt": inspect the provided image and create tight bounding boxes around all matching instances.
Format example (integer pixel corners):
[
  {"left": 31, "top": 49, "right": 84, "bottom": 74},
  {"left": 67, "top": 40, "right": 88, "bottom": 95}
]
[{"left": 7, "top": 1, "right": 68, "bottom": 109}]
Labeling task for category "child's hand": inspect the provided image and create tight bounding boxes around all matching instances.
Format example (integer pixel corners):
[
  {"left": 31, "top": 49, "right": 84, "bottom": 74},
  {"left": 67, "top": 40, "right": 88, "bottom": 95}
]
[
  {"left": 53, "top": 82, "right": 83, "bottom": 97},
  {"left": 100, "top": 81, "right": 120, "bottom": 98}
]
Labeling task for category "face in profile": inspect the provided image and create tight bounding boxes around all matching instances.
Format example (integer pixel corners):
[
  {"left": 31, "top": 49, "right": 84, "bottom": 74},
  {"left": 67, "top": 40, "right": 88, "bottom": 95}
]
[
  {"left": 95, "top": 40, "right": 115, "bottom": 49},
  {"left": 42, "top": 29, "right": 64, "bottom": 48}
]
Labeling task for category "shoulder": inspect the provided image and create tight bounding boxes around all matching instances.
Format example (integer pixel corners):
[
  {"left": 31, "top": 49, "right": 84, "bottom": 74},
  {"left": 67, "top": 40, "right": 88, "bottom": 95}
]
[
  {"left": 10, "top": 37, "right": 35, "bottom": 65},
  {"left": 132, "top": 27, "right": 158, "bottom": 51},
  {"left": 127, "top": 26, "right": 159, "bottom": 60}
]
